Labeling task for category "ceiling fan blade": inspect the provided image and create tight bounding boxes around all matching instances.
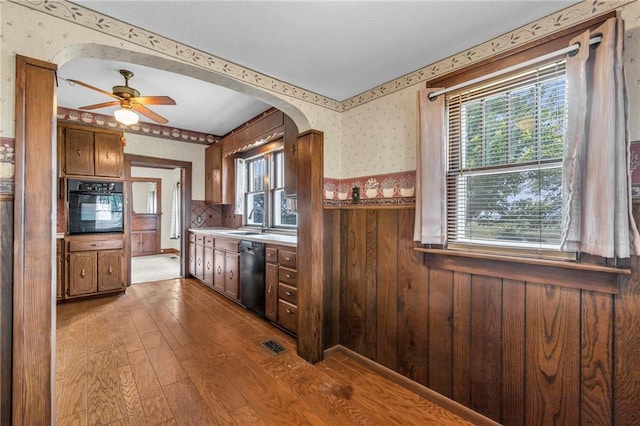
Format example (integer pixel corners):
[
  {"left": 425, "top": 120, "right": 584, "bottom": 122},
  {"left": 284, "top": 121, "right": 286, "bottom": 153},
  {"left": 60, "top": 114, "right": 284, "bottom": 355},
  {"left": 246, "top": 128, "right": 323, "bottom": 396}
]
[
  {"left": 67, "top": 79, "right": 122, "bottom": 100},
  {"left": 132, "top": 96, "right": 176, "bottom": 106},
  {"left": 131, "top": 103, "right": 169, "bottom": 124},
  {"left": 78, "top": 101, "right": 121, "bottom": 110}
]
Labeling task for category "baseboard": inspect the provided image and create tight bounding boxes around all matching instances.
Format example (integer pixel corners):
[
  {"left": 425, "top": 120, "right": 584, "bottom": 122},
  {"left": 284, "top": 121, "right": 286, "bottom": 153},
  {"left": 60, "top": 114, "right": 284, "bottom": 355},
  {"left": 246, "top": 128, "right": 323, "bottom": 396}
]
[
  {"left": 323, "top": 345, "right": 500, "bottom": 426},
  {"left": 161, "top": 248, "right": 180, "bottom": 255}
]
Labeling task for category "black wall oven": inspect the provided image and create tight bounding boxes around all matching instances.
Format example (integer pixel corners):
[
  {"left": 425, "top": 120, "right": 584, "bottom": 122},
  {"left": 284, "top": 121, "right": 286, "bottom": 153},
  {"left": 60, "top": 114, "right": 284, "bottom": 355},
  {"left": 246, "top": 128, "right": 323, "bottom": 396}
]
[{"left": 67, "top": 179, "right": 124, "bottom": 234}]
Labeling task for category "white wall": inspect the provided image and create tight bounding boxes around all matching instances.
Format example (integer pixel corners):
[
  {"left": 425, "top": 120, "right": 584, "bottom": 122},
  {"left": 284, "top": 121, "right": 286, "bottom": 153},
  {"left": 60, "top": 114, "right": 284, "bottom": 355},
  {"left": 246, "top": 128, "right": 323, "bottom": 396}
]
[{"left": 123, "top": 133, "right": 206, "bottom": 200}]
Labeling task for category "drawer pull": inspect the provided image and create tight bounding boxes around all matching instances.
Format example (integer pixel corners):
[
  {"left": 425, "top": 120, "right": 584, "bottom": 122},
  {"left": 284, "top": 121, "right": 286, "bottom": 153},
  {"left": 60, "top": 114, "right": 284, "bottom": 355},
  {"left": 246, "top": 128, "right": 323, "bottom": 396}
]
[
  {"left": 80, "top": 269, "right": 86, "bottom": 278},
  {"left": 284, "top": 256, "right": 292, "bottom": 261},
  {"left": 285, "top": 290, "right": 294, "bottom": 297},
  {"left": 108, "top": 266, "right": 113, "bottom": 275},
  {"left": 285, "top": 308, "right": 295, "bottom": 315},
  {"left": 77, "top": 149, "right": 81, "bottom": 156},
  {"left": 91, "top": 243, "right": 102, "bottom": 247},
  {"left": 286, "top": 273, "right": 292, "bottom": 279}
]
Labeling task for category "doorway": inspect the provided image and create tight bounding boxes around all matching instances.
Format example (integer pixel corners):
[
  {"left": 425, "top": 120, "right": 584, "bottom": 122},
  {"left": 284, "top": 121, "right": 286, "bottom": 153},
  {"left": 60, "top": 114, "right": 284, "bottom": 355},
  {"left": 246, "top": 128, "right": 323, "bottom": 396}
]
[
  {"left": 130, "top": 169, "right": 182, "bottom": 283},
  {"left": 124, "top": 154, "right": 192, "bottom": 285}
]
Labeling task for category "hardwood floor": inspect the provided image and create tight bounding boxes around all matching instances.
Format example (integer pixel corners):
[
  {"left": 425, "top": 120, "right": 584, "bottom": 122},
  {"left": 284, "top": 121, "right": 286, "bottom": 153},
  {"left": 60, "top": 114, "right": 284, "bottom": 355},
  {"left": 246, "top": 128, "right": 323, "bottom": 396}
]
[{"left": 56, "top": 278, "right": 480, "bottom": 425}]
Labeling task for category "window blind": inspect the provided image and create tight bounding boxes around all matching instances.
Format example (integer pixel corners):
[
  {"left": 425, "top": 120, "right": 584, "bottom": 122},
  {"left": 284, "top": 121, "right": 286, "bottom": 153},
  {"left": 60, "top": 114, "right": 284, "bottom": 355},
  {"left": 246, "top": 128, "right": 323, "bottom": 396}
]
[{"left": 446, "top": 61, "right": 567, "bottom": 252}]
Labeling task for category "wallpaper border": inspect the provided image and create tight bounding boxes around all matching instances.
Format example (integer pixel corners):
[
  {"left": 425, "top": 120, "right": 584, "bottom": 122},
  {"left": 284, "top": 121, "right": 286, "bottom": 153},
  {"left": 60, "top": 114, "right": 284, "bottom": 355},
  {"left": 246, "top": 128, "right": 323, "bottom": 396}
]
[{"left": 9, "top": 0, "right": 632, "bottom": 112}]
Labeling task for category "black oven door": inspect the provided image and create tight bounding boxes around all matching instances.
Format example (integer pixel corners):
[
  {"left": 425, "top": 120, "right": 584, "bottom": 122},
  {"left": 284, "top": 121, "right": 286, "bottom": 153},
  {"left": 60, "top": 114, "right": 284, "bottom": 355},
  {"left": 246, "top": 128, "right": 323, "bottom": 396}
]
[{"left": 68, "top": 191, "right": 124, "bottom": 234}]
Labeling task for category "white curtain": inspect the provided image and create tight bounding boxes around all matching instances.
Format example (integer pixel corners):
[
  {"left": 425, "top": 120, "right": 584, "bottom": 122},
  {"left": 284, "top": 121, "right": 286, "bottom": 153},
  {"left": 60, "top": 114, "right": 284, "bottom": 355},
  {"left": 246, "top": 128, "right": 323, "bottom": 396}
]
[
  {"left": 170, "top": 182, "right": 180, "bottom": 240},
  {"left": 561, "top": 17, "right": 640, "bottom": 258},
  {"left": 414, "top": 87, "right": 446, "bottom": 244},
  {"left": 146, "top": 189, "right": 156, "bottom": 213}
]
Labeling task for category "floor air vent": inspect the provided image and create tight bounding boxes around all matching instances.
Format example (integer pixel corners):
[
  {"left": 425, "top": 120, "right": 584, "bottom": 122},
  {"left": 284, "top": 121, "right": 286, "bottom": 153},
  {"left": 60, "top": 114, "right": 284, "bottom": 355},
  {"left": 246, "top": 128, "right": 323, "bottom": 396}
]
[{"left": 261, "top": 339, "right": 287, "bottom": 355}]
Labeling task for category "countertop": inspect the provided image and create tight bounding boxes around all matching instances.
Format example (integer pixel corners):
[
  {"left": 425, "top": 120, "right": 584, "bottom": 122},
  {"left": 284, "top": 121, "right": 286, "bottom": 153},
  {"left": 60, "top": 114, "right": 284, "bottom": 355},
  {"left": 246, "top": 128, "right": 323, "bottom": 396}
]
[{"left": 189, "top": 227, "right": 297, "bottom": 248}]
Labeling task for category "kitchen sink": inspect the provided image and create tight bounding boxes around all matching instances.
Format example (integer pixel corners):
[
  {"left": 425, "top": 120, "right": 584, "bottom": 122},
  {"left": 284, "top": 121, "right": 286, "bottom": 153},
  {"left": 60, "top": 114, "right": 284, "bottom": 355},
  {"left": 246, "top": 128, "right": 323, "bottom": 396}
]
[{"left": 226, "top": 231, "right": 258, "bottom": 235}]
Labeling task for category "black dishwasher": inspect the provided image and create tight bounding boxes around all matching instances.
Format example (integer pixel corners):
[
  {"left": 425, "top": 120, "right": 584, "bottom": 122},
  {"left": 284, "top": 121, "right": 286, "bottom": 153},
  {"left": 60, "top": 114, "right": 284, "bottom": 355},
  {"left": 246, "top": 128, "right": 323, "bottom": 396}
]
[{"left": 239, "top": 240, "right": 265, "bottom": 317}]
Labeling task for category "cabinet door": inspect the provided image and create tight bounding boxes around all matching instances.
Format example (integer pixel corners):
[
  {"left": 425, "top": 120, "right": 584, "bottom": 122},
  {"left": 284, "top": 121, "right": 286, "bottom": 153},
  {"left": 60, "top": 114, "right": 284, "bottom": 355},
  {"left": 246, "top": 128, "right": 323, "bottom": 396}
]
[
  {"left": 205, "top": 144, "right": 222, "bottom": 204},
  {"left": 94, "top": 132, "right": 123, "bottom": 178},
  {"left": 140, "top": 232, "right": 159, "bottom": 255},
  {"left": 64, "top": 128, "right": 94, "bottom": 176},
  {"left": 203, "top": 245, "right": 214, "bottom": 286},
  {"left": 213, "top": 249, "right": 225, "bottom": 292},
  {"left": 283, "top": 116, "right": 297, "bottom": 196},
  {"left": 56, "top": 239, "right": 64, "bottom": 300},
  {"left": 131, "top": 233, "right": 143, "bottom": 256},
  {"left": 195, "top": 243, "right": 204, "bottom": 280},
  {"left": 224, "top": 252, "right": 239, "bottom": 301},
  {"left": 98, "top": 249, "right": 124, "bottom": 292},
  {"left": 68, "top": 251, "right": 97, "bottom": 296},
  {"left": 188, "top": 241, "right": 196, "bottom": 276},
  {"left": 265, "top": 262, "right": 278, "bottom": 321}
]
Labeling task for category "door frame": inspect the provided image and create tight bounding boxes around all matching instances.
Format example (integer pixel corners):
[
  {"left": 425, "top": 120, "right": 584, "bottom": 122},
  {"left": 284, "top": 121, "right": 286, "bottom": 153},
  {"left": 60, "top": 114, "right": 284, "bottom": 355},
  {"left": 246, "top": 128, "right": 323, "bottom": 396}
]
[{"left": 124, "top": 154, "right": 192, "bottom": 283}]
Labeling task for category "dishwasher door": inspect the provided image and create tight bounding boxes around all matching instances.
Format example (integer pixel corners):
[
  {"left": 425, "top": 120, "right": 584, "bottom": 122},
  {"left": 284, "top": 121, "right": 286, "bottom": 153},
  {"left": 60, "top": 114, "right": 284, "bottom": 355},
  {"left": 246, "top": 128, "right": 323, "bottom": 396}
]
[{"left": 239, "top": 240, "right": 265, "bottom": 317}]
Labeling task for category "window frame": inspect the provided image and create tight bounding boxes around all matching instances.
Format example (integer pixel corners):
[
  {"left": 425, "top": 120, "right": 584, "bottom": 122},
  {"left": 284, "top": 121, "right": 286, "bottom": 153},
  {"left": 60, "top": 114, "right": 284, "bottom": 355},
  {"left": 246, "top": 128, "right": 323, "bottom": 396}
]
[
  {"left": 240, "top": 141, "right": 297, "bottom": 231},
  {"left": 423, "top": 13, "right": 614, "bottom": 261}
]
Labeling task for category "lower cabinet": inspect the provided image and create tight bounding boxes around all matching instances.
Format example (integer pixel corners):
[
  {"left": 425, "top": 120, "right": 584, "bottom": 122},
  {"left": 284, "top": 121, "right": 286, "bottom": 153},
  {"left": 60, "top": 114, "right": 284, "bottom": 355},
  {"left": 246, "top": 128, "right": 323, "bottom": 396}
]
[
  {"left": 63, "top": 235, "right": 126, "bottom": 300},
  {"left": 265, "top": 245, "right": 298, "bottom": 334},
  {"left": 189, "top": 232, "right": 240, "bottom": 304},
  {"left": 56, "top": 238, "right": 64, "bottom": 300}
]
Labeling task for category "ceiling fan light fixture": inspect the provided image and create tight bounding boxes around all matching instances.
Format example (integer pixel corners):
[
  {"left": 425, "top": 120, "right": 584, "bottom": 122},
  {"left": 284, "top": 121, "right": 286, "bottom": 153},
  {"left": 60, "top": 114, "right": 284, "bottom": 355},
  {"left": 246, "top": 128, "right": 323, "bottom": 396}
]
[{"left": 114, "top": 107, "right": 139, "bottom": 125}]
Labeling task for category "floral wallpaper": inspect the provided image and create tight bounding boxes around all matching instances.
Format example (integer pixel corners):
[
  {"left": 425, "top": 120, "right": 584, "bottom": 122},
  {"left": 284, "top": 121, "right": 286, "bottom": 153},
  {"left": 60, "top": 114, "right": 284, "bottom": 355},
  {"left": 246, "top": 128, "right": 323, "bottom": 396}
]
[{"left": 1, "top": 0, "right": 639, "bottom": 196}]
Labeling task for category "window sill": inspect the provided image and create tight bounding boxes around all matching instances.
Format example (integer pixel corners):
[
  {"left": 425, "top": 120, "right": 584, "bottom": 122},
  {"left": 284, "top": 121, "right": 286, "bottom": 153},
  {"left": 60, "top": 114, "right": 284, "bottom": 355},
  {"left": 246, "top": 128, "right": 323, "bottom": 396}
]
[{"left": 414, "top": 247, "right": 630, "bottom": 294}]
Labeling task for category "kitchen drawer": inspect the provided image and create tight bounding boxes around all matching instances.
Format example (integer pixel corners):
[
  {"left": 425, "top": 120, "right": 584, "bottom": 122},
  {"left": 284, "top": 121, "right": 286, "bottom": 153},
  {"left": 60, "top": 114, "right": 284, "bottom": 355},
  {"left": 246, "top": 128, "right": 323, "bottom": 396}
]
[
  {"left": 189, "top": 233, "right": 196, "bottom": 243},
  {"left": 278, "top": 266, "right": 297, "bottom": 286},
  {"left": 278, "top": 299, "right": 298, "bottom": 334},
  {"left": 215, "top": 238, "right": 239, "bottom": 252},
  {"left": 279, "top": 250, "right": 297, "bottom": 268},
  {"left": 204, "top": 235, "right": 214, "bottom": 247},
  {"left": 68, "top": 238, "right": 123, "bottom": 252},
  {"left": 278, "top": 283, "right": 297, "bottom": 305},
  {"left": 265, "top": 247, "right": 278, "bottom": 263}
]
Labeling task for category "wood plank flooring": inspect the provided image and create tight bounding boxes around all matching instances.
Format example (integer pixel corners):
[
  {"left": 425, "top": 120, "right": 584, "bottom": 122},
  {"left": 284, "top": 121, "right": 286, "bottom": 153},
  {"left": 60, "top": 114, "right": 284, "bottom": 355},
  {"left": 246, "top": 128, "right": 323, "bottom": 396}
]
[{"left": 56, "top": 278, "right": 478, "bottom": 425}]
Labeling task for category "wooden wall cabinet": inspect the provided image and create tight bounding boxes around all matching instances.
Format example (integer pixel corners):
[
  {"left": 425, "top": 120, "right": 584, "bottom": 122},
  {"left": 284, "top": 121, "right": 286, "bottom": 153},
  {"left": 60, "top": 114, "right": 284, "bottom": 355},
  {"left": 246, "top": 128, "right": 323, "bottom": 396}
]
[
  {"left": 131, "top": 213, "right": 160, "bottom": 256},
  {"left": 265, "top": 245, "right": 298, "bottom": 334},
  {"left": 204, "top": 144, "right": 222, "bottom": 204},
  {"left": 58, "top": 123, "right": 124, "bottom": 179},
  {"left": 64, "top": 235, "right": 125, "bottom": 299}
]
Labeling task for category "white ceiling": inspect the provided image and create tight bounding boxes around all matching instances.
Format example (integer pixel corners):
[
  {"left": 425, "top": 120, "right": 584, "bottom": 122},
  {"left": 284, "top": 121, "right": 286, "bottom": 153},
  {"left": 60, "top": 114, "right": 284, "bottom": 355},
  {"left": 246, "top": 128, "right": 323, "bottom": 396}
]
[{"left": 58, "top": 1, "right": 579, "bottom": 136}]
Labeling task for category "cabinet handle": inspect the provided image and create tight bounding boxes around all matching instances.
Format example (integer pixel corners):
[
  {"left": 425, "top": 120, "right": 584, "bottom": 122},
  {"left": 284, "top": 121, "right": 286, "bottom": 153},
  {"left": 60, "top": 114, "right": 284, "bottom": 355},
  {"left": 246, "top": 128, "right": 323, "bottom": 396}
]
[
  {"left": 217, "top": 266, "right": 222, "bottom": 274},
  {"left": 285, "top": 290, "right": 294, "bottom": 297},
  {"left": 267, "top": 285, "right": 272, "bottom": 294},
  {"left": 286, "top": 308, "right": 294, "bottom": 315},
  {"left": 80, "top": 269, "right": 85, "bottom": 278},
  {"left": 290, "top": 144, "right": 296, "bottom": 156},
  {"left": 76, "top": 149, "right": 81, "bottom": 156},
  {"left": 91, "top": 243, "right": 102, "bottom": 247},
  {"left": 206, "top": 261, "right": 210, "bottom": 269},
  {"left": 108, "top": 266, "right": 113, "bottom": 275},
  {"left": 284, "top": 256, "right": 292, "bottom": 261},
  {"left": 286, "top": 273, "right": 292, "bottom": 279},
  {"left": 105, "top": 151, "right": 110, "bottom": 159},
  {"left": 229, "top": 270, "right": 233, "bottom": 280},
  {"left": 197, "top": 259, "right": 201, "bottom": 266}
]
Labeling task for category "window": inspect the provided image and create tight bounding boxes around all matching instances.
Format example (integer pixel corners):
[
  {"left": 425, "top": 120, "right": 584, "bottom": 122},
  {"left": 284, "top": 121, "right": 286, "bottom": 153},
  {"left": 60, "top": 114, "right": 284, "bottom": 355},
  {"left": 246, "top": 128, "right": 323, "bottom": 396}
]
[
  {"left": 243, "top": 149, "right": 297, "bottom": 230},
  {"left": 446, "top": 61, "right": 567, "bottom": 254}
]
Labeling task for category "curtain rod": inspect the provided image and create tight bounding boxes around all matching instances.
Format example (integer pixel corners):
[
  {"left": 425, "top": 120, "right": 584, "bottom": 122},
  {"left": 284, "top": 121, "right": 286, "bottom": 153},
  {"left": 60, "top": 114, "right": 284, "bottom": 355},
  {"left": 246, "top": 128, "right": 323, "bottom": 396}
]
[{"left": 428, "top": 35, "right": 602, "bottom": 100}]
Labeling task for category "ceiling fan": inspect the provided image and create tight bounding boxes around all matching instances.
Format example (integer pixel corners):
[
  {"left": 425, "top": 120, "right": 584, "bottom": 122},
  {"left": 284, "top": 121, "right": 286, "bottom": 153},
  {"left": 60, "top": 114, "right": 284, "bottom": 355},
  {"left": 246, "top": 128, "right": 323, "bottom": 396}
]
[{"left": 69, "top": 69, "right": 176, "bottom": 125}]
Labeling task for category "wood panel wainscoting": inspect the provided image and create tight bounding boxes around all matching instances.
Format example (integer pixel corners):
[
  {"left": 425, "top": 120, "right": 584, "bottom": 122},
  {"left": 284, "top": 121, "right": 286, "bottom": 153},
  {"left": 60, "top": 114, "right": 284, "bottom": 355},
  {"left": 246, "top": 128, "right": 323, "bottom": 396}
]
[
  {"left": 323, "top": 205, "right": 640, "bottom": 425},
  {"left": 55, "top": 278, "right": 492, "bottom": 425}
]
